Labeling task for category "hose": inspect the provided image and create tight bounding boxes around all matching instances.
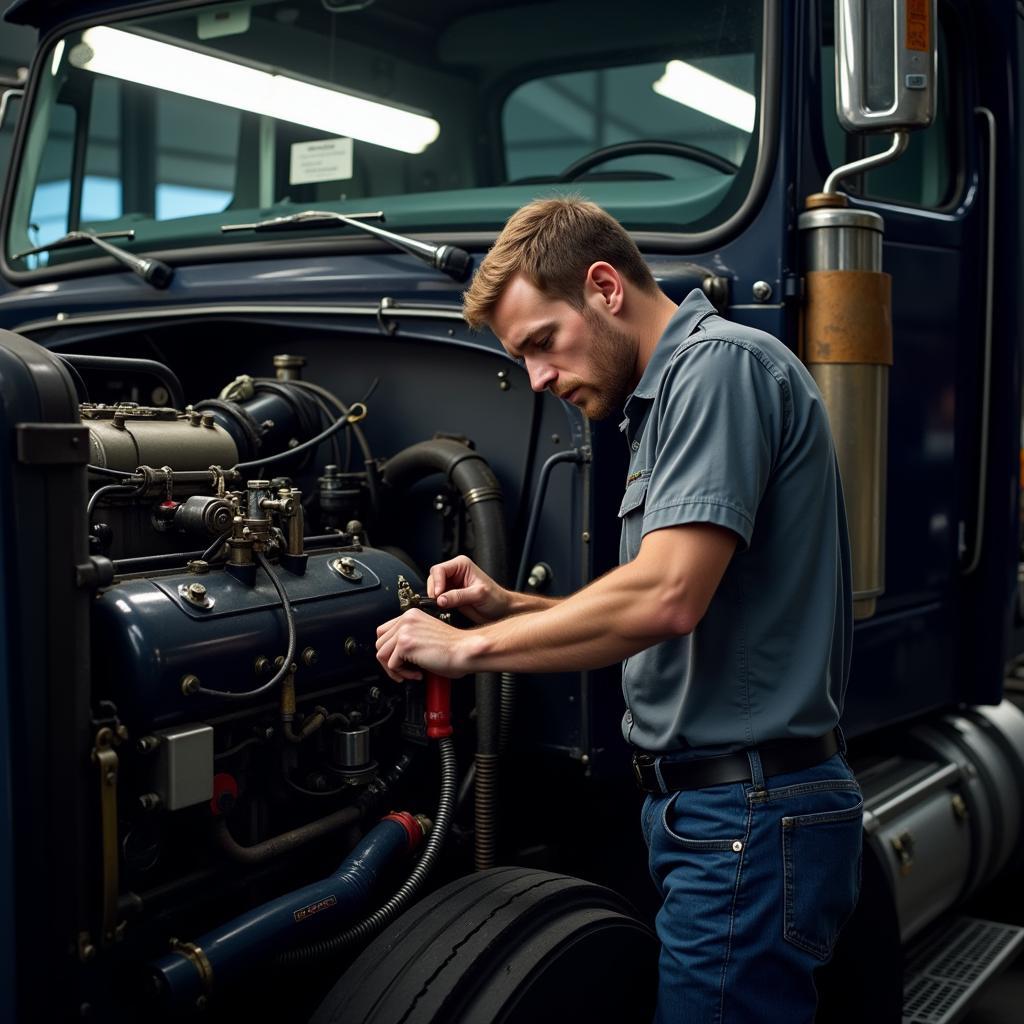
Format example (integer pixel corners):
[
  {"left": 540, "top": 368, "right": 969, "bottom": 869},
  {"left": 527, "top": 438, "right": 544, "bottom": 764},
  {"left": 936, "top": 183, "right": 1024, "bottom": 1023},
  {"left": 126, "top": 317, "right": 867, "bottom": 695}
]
[
  {"left": 192, "top": 551, "right": 296, "bottom": 700},
  {"left": 57, "top": 353, "right": 185, "bottom": 409},
  {"left": 277, "top": 735, "right": 456, "bottom": 964},
  {"left": 381, "top": 440, "right": 507, "bottom": 870},
  {"left": 87, "top": 481, "right": 146, "bottom": 521}
]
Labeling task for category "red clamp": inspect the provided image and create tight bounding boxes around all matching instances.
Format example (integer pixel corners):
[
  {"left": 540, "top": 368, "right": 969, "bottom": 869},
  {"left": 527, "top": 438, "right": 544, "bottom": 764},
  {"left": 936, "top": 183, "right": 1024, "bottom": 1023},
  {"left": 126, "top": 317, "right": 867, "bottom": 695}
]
[{"left": 424, "top": 672, "right": 453, "bottom": 739}]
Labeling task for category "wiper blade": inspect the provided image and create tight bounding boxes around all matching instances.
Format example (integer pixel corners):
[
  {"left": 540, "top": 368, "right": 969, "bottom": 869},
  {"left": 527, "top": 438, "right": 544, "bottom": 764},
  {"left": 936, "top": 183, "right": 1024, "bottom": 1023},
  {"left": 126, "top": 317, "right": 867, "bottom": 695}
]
[
  {"left": 221, "top": 209, "right": 473, "bottom": 283},
  {"left": 10, "top": 230, "right": 174, "bottom": 289}
]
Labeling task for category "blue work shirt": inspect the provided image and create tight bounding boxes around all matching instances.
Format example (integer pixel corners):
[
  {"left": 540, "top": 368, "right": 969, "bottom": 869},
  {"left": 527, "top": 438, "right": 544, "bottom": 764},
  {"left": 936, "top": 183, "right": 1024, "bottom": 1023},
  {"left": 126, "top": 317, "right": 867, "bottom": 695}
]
[{"left": 618, "top": 290, "right": 853, "bottom": 752}]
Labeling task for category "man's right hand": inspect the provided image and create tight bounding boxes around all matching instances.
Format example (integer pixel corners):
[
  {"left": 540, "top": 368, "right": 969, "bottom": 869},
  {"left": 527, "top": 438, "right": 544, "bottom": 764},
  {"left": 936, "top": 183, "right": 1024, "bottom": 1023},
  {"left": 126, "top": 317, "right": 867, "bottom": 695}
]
[{"left": 427, "top": 555, "right": 511, "bottom": 623}]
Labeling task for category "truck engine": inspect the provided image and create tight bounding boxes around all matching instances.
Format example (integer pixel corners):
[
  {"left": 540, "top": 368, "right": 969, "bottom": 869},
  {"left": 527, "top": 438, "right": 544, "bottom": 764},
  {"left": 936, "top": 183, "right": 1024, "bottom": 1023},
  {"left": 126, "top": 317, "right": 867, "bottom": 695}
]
[{"left": 61, "top": 348, "right": 521, "bottom": 1017}]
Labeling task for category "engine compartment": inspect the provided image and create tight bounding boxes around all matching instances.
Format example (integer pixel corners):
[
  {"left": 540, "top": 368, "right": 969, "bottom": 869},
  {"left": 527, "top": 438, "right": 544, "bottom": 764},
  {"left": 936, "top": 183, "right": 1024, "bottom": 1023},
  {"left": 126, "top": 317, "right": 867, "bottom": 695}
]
[{"left": 37, "top": 316, "right": 606, "bottom": 1019}]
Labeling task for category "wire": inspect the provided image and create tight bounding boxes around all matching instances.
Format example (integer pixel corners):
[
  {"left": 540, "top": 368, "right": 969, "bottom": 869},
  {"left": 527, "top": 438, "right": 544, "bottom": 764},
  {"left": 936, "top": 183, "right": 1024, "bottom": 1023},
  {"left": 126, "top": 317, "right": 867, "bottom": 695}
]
[
  {"left": 87, "top": 482, "right": 145, "bottom": 521},
  {"left": 201, "top": 527, "right": 233, "bottom": 563},
  {"left": 87, "top": 464, "right": 141, "bottom": 479},
  {"left": 232, "top": 407, "right": 363, "bottom": 475},
  {"left": 193, "top": 551, "right": 297, "bottom": 701}
]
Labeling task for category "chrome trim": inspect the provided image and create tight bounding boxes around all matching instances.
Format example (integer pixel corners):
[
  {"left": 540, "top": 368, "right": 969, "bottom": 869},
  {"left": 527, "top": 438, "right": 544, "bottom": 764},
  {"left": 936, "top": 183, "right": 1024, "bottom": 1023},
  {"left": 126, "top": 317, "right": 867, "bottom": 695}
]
[
  {"left": 962, "top": 107, "right": 996, "bottom": 576},
  {"left": 824, "top": 131, "right": 910, "bottom": 194},
  {"left": 13, "top": 302, "right": 467, "bottom": 336}
]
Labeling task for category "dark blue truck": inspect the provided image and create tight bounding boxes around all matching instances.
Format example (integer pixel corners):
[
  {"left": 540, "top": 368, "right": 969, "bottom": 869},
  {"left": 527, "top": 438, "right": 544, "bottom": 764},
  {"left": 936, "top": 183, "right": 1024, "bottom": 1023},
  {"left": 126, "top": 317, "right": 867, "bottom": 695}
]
[{"left": 0, "top": 1, "right": 1022, "bottom": 1021}]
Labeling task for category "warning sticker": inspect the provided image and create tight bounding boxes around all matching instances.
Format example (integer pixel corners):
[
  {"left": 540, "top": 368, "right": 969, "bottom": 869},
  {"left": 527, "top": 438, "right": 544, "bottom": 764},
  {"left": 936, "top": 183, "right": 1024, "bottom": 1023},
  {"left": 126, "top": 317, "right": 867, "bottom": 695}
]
[
  {"left": 289, "top": 138, "right": 354, "bottom": 186},
  {"left": 906, "top": 0, "right": 930, "bottom": 52}
]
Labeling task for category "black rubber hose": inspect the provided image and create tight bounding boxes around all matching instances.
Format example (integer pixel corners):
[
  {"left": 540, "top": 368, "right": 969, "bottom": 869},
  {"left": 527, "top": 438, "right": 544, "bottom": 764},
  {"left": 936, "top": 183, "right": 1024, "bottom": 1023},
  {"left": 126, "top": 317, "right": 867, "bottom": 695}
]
[
  {"left": 232, "top": 410, "right": 354, "bottom": 475},
  {"left": 193, "top": 551, "right": 296, "bottom": 700},
  {"left": 381, "top": 440, "right": 506, "bottom": 870},
  {"left": 277, "top": 735, "right": 457, "bottom": 964},
  {"left": 57, "top": 353, "right": 185, "bottom": 409},
  {"left": 88, "top": 481, "right": 145, "bottom": 520}
]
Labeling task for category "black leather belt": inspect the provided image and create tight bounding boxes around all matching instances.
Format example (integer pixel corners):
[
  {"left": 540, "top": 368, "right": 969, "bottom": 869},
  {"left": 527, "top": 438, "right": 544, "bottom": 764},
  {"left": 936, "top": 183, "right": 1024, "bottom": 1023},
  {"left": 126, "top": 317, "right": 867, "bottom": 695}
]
[{"left": 631, "top": 731, "right": 839, "bottom": 793}]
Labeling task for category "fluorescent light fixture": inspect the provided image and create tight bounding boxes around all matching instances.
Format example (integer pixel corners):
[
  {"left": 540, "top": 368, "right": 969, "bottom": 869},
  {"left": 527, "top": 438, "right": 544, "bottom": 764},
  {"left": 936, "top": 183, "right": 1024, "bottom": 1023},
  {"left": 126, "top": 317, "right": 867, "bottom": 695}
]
[
  {"left": 652, "top": 60, "right": 756, "bottom": 133},
  {"left": 69, "top": 26, "right": 439, "bottom": 154},
  {"left": 50, "top": 39, "right": 66, "bottom": 77}
]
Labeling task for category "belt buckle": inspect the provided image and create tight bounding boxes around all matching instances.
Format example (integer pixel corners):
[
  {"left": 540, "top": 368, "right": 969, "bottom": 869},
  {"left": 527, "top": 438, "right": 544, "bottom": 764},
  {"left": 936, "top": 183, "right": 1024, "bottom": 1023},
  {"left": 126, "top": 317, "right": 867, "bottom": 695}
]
[{"left": 631, "top": 752, "right": 654, "bottom": 790}]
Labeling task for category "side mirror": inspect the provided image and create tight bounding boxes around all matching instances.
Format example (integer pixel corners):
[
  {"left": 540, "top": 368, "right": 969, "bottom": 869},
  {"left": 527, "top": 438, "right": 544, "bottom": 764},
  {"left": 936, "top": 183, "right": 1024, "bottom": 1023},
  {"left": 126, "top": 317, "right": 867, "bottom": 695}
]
[{"left": 835, "top": 0, "right": 937, "bottom": 133}]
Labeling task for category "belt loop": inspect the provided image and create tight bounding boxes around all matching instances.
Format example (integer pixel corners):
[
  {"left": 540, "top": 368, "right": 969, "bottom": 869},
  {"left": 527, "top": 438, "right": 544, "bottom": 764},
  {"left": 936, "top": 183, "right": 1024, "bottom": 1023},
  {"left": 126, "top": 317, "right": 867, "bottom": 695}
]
[
  {"left": 653, "top": 757, "right": 669, "bottom": 795},
  {"left": 747, "top": 748, "right": 766, "bottom": 790}
]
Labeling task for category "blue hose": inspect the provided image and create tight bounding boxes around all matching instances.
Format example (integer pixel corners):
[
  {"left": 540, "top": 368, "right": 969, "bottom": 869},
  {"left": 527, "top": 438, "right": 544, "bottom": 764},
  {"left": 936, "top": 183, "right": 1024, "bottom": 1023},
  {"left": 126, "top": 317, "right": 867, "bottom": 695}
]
[{"left": 151, "top": 815, "right": 419, "bottom": 1006}]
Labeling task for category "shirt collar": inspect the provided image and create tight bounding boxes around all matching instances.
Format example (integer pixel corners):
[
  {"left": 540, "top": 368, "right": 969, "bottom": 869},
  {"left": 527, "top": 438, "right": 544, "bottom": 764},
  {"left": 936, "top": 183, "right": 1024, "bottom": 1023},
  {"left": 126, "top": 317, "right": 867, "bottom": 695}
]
[{"left": 619, "top": 288, "right": 717, "bottom": 433}]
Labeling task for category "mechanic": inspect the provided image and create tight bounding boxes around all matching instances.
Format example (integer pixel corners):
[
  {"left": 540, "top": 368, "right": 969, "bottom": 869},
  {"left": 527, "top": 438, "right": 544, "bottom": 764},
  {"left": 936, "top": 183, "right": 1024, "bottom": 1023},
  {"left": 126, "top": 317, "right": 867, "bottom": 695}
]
[{"left": 375, "top": 197, "right": 862, "bottom": 1023}]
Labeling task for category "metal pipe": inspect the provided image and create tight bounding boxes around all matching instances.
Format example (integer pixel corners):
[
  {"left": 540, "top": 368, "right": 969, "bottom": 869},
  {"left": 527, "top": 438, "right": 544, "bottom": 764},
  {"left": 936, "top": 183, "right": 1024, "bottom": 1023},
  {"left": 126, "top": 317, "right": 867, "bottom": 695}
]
[{"left": 823, "top": 131, "right": 909, "bottom": 194}]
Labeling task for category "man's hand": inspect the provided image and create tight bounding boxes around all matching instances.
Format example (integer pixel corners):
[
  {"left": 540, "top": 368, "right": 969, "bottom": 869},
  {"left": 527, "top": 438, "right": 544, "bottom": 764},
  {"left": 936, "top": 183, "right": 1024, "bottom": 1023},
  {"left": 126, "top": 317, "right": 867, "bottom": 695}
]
[
  {"left": 427, "top": 555, "right": 511, "bottom": 623},
  {"left": 375, "top": 608, "right": 475, "bottom": 682}
]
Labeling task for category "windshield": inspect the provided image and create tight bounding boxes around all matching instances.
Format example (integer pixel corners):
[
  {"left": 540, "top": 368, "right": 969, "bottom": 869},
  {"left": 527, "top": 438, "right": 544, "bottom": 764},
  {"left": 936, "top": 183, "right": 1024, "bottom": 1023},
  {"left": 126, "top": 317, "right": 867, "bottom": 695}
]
[{"left": 5, "top": 0, "right": 764, "bottom": 272}]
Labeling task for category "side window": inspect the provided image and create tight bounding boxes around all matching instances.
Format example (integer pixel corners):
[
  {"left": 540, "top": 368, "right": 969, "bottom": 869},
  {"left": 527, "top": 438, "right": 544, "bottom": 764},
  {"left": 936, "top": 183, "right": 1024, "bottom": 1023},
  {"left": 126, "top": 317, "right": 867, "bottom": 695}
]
[
  {"left": 502, "top": 55, "right": 756, "bottom": 186},
  {"left": 820, "top": 3, "right": 958, "bottom": 209}
]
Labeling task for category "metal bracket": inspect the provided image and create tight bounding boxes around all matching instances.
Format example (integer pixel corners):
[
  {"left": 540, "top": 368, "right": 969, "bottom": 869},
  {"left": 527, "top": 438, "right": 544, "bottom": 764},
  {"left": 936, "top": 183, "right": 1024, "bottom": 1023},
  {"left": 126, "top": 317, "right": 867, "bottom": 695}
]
[
  {"left": 16, "top": 423, "right": 90, "bottom": 465},
  {"left": 91, "top": 723, "right": 128, "bottom": 947}
]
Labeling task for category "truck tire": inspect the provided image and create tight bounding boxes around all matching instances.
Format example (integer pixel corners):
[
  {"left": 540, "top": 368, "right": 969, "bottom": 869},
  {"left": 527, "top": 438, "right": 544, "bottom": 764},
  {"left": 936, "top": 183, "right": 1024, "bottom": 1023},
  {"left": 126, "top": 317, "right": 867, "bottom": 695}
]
[{"left": 309, "top": 866, "right": 658, "bottom": 1024}]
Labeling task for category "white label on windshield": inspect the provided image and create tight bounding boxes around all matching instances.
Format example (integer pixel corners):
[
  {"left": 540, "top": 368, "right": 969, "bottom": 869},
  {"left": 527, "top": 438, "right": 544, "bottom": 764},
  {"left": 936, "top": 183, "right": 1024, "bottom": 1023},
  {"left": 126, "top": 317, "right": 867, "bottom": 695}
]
[{"left": 289, "top": 138, "right": 354, "bottom": 185}]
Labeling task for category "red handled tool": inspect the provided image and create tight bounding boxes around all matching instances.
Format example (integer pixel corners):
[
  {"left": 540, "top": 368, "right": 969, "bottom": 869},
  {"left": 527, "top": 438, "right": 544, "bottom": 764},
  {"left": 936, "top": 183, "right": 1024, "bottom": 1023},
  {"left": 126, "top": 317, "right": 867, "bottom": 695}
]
[{"left": 424, "top": 672, "right": 453, "bottom": 739}]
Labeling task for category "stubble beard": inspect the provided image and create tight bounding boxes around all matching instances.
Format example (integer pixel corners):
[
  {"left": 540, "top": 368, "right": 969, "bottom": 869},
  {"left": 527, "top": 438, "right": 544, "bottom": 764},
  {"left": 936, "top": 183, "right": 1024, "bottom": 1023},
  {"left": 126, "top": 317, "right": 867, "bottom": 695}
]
[{"left": 568, "top": 311, "right": 637, "bottom": 421}]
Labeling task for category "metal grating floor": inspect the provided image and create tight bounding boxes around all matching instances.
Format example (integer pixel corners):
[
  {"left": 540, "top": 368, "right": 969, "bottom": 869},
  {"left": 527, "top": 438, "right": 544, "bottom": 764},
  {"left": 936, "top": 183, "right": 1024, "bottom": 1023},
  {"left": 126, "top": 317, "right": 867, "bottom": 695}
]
[{"left": 903, "top": 917, "right": 1024, "bottom": 1024}]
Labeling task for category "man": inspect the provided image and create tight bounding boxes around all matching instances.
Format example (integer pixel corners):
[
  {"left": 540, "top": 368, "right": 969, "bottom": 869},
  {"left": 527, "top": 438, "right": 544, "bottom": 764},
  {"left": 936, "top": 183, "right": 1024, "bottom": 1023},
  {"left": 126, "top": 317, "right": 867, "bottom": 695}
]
[{"left": 375, "top": 197, "right": 862, "bottom": 1023}]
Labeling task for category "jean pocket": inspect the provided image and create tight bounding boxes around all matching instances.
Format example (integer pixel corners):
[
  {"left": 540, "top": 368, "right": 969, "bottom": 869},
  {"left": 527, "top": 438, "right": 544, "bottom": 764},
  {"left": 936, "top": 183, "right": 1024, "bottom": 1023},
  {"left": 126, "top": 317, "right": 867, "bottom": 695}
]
[
  {"left": 782, "top": 792, "right": 864, "bottom": 960},
  {"left": 661, "top": 790, "right": 745, "bottom": 852}
]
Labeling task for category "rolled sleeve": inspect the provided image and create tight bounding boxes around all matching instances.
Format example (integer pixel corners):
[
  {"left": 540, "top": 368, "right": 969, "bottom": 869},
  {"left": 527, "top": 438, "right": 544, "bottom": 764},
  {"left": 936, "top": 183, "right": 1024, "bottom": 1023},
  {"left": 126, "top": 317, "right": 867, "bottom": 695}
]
[{"left": 641, "top": 337, "right": 787, "bottom": 550}]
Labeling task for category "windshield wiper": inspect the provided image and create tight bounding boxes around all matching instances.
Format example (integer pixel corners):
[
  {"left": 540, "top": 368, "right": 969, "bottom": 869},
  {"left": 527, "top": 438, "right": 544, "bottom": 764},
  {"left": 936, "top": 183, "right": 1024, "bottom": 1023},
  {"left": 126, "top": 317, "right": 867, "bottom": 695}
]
[
  {"left": 10, "top": 230, "right": 174, "bottom": 289},
  {"left": 220, "top": 209, "right": 473, "bottom": 282}
]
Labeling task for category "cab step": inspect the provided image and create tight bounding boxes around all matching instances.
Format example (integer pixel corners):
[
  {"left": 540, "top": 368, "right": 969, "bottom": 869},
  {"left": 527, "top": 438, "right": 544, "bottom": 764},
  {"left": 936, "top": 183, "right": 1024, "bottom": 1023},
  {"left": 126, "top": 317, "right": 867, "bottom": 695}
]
[{"left": 902, "top": 916, "right": 1024, "bottom": 1024}]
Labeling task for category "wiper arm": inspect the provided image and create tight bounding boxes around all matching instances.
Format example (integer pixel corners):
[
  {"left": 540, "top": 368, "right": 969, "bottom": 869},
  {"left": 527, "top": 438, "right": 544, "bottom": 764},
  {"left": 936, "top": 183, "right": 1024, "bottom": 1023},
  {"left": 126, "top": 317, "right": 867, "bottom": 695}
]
[
  {"left": 10, "top": 230, "right": 174, "bottom": 289},
  {"left": 221, "top": 209, "right": 473, "bottom": 282}
]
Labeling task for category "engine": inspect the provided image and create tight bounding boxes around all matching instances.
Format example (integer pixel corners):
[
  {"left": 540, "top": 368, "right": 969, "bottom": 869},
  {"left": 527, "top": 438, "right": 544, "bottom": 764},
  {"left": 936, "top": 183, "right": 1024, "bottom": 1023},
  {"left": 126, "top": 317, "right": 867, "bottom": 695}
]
[{"left": 72, "top": 352, "right": 505, "bottom": 1016}]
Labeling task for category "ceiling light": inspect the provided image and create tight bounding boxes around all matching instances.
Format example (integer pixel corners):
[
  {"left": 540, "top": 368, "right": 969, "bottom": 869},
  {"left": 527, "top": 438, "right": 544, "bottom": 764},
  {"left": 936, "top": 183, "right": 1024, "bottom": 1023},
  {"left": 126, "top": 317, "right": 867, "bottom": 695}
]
[
  {"left": 68, "top": 26, "right": 439, "bottom": 154},
  {"left": 652, "top": 60, "right": 756, "bottom": 133}
]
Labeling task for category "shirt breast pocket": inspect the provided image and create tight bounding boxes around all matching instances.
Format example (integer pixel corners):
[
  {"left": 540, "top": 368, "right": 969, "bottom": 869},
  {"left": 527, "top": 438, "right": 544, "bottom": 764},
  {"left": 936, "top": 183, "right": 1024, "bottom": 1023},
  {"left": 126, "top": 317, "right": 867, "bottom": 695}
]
[{"left": 618, "top": 472, "right": 650, "bottom": 562}]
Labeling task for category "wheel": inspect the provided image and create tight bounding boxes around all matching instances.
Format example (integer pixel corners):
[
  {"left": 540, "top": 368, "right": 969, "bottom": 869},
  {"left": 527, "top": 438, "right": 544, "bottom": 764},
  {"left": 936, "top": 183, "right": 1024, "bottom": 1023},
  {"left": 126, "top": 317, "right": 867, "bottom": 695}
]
[
  {"left": 309, "top": 866, "right": 658, "bottom": 1024},
  {"left": 557, "top": 140, "right": 738, "bottom": 181}
]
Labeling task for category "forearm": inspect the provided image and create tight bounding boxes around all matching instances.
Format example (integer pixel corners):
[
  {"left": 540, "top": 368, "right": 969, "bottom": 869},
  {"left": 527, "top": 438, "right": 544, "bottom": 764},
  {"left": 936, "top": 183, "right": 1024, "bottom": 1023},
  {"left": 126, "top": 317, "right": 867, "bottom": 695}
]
[
  {"left": 504, "top": 589, "right": 563, "bottom": 615},
  {"left": 465, "top": 562, "right": 678, "bottom": 674}
]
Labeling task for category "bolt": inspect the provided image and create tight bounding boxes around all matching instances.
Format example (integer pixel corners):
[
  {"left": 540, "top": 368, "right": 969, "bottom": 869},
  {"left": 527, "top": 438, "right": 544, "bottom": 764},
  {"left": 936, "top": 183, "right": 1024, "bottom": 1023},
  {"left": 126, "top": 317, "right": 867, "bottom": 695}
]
[
  {"left": 951, "top": 793, "right": 968, "bottom": 821},
  {"left": 139, "top": 792, "right": 161, "bottom": 812},
  {"left": 189, "top": 410, "right": 202, "bottom": 426},
  {"left": 181, "top": 674, "right": 200, "bottom": 696},
  {"left": 188, "top": 582, "right": 207, "bottom": 600},
  {"left": 115, "top": 723, "right": 129, "bottom": 742},
  {"left": 581, "top": 531, "right": 591, "bottom": 543},
  {"left": 137, "top": 735, "right": 159, "bottom": 754},
  {"left": 752, "top": 280, "right": 773, "bottom": 302},
  {"left": 200, "top": 412, "right": 215, "bottom": 429},
  {"left": 80, "top": 943, "right": 96, "bottom": 962},
  {"left": 302, "top": 647, "right": 318, "bottom": 667},
  {"left": 344, "top": 637, "right": 359, "bottom": 656},
  {"left": 551, "top": 434, "right": 560, "bottom": 444},
  {"left": 368, "top": 686, "right": 382, "bottom": 702},
  {"left": 254, "top": 656, "right": 271, "bottom": 675}
]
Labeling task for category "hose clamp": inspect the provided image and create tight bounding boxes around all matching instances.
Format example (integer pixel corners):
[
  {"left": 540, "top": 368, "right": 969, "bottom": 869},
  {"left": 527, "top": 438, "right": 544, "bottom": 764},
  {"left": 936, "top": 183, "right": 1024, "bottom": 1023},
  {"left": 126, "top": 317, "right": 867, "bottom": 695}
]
[
  {"left": 461, "top": 485, "right": 503, "bottom": 509},
  {"left": 169, "top": 939, "right": 214, "bottom": 996}
]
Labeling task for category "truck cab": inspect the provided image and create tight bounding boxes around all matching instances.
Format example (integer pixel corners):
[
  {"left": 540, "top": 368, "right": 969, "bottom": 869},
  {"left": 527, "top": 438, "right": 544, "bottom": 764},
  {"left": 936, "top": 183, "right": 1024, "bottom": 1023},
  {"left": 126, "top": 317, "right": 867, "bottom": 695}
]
[{"left": 0, "top": 2, "right": 1022, "bottom": 1021}]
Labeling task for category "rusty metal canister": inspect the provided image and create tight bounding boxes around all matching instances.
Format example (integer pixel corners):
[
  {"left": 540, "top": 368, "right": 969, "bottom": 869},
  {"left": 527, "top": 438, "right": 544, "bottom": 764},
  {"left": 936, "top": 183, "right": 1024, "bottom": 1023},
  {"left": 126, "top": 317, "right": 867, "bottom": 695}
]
[{"left": 800, "top": 193, "right": 891, "bottom": 620}]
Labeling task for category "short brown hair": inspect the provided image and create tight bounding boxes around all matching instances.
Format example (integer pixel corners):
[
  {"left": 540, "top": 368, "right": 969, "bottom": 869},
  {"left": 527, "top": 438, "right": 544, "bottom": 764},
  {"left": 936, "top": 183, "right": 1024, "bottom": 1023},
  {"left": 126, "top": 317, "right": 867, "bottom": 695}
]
[{"left": 462, "top": 196, "right": 659, "bottom": 329}]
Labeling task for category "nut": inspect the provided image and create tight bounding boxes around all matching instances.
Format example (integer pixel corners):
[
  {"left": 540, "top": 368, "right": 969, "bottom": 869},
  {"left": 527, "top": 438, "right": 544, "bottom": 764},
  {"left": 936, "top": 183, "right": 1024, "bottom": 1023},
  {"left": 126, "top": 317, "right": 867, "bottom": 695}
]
[
  {"left": 302, "top": 647, "right": 318, "bottom": 667},
  {"left": 181, "top": 674, "right": 200, "bottom": 696}
]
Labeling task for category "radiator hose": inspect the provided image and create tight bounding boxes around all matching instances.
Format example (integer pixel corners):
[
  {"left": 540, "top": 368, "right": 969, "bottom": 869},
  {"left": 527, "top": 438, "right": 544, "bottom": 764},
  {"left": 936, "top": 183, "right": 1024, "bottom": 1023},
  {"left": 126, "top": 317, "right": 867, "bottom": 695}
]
[{"left": 381, "top": 440, "right": 506, "bottom": 870}]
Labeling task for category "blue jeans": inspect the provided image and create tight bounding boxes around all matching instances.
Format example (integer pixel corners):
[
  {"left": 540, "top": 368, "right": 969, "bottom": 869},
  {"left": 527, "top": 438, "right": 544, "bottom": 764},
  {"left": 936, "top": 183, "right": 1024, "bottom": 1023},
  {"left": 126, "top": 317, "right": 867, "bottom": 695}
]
[{"left": 640, "top": 750, "right": 863, "bottom": 1024}]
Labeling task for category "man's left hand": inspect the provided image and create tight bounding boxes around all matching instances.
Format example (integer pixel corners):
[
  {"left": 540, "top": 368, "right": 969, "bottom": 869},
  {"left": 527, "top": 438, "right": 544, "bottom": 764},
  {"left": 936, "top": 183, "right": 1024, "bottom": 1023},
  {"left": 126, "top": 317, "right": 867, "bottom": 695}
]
[{"left": 375, "top": 608, "right": 471, "bottom": 682}]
